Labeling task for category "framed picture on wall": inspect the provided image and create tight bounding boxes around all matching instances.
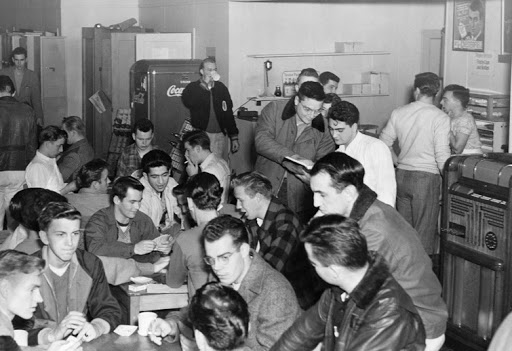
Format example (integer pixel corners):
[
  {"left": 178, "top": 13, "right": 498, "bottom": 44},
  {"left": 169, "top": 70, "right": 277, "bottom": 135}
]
[
  {"left": 453, "top": 0, "right": 485, "bottom": 52},
  {"left": 503, "top": 0, "right": 512, "bottom": 54}
]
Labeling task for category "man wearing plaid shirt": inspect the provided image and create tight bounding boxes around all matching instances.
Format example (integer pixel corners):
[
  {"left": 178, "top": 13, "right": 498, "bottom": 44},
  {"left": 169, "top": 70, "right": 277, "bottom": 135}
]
[{"left": 232, "top": 172, "right": 323, "bottom": 309}]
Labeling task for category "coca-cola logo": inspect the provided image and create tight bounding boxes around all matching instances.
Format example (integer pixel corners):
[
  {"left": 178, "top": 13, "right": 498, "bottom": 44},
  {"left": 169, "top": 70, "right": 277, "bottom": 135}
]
[{"left": 167, "top": 85, "right": 185, "bottom": 97}]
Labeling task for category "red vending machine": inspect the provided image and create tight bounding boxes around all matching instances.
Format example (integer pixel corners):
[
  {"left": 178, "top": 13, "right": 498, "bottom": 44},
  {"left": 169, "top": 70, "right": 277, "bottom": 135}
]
[{"left": 130, "top": 59, "right": 201, "bottom": 180}]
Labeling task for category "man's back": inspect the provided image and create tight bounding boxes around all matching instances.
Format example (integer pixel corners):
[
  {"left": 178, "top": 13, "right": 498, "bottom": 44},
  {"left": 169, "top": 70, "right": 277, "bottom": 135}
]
[
  {"left": 65, "top": 192, "right": 110, "bottom": 229},
  {"left": 0, "top": 96, "right": 37, "bottom": 171},
  {"left": 380, "top": 101, "right": 450, "bottom": 174}
]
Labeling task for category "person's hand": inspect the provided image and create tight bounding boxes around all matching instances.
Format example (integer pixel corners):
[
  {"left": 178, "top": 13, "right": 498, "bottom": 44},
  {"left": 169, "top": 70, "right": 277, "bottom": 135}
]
[
  {"left": 230, "top": 139, "right": 240, "bottom": 154},
  {"left": 155, "top": 236, "right": 174, "bottom": 255},
  {"left": 51, "top": 311, "right": 87, "bottom": 341},
  {"left": 47, "top": 339, "right": 83, "bottom": 351},
  {"left": 153, "top": 256, "right": 171, "bottom": 273},
  {"left": 149, "top": 318, "right": 178, "bottom": 346},
  {"left": 75, "top": 322, "right": 100, "bottom": 342},
  {"left": 295, "top": 170, "right": 311, "bottom": 184},
  {"left": 134, "top": 240, "right": 156, "bottom": 255},
  {"left": 185, "top": 154, "right": 199, "bottom": 176}
]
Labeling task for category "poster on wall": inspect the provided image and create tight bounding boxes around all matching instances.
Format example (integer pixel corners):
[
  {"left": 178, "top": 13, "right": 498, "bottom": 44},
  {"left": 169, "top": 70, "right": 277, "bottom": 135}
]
[
  {"left": 453, "top": 0, "right": 485, "bottom": 52},
  {"left": 503, "top": 0, "right": 512, "bottom": 54}
]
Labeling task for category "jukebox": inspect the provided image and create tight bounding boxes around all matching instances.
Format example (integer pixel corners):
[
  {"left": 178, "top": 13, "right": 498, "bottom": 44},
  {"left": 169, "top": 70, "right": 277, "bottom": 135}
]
[{"left": 441, "top": 153, "right": 512, "bottom": 350}]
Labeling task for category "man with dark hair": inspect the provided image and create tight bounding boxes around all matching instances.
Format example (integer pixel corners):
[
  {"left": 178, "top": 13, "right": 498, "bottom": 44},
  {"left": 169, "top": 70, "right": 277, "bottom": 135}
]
[
  {"left": 182, "top": 57, "right": 239, "bottom": 160},
  {"left": 0, "top": 250, "right": 83, "bottom": 351},
  {"left": 255, "top": 81, "right": 335, "bottom": 219},
  {"left": 65, "top": 159, "right": 111, "bottom": 228},
  {"left": 84, "top": 176, "right": 172, "bottom": 272},
  {"left": 116, "top": 118, "right": 158, "bottom": 177},
  {"left": 0, "top": 75, "right": 37, "bottom": 229},
  {"left": 30, "top": 202, "right": 122, "bottom": 344},
  {"left": 150, "top": 215, "right": 300, "bottom": 351},
  {"left": 328, "top": 100, "right": 396, "bottom": 207},
  {"left": 58, "top": 116, "right": 94, "bottom": 183},
  {"left": 183, "top": 130, "right": 230, "bottom": 204},
  {"left": 189, "top": 282, "right": 249, "bottom": 351},
  {"left": 466, "top": 0, "right": 485, "bottom": 41},
  {"left": 310, "top": 152, "right": 448, "bottom": 351},
  {"left": 271, "top": 215, "right": 426, "bottom": 351},
  {"left": 166, "top": 173, "right": 224, "bottom": 298},
  {"left": 0, "top": 46, "right": 44, "bottom": 126},
  {"left": 139, "top": 150, "right": 180, "bottom": 234},
  {"left": 25, "top": 126, "right": 75, "bottom": 195},
  {"left": 380, "top": 72, "right": 450, "bottom": 256},
  {"left": 319, "top": 71, "right": 340, "bottom": 94}
]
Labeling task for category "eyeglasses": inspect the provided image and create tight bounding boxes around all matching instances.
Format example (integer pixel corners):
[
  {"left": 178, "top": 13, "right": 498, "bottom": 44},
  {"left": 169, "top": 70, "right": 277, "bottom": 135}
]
[
  {"left": 299, "top": 102, "right": 325, "bottom": 116},
  {"left": 204, "top": 246, "right": 241, "bottom": 266}
]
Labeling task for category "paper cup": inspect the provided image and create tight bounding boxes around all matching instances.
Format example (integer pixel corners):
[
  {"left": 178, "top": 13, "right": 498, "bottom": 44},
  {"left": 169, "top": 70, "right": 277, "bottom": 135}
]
[
  {"left": 14, "top": 330, "right": 28, "bottom": 346},
  {"left": 138, "top": 312, "right": 157, "bottom": 336}
]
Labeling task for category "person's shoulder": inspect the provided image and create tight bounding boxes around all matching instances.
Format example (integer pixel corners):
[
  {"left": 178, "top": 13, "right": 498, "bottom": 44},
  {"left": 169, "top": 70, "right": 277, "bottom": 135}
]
[
  {"left": 133, "top": 209, "right": 155, "bottom": 224},
  {"left": 75, "top": 249, "right": 106, "bottom": 275}
]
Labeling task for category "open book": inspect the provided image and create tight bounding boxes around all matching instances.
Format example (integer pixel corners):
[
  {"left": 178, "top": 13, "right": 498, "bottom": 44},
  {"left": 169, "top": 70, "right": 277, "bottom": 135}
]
[{"left": 283, "top": 156, "right": 313, "bottom": 174}]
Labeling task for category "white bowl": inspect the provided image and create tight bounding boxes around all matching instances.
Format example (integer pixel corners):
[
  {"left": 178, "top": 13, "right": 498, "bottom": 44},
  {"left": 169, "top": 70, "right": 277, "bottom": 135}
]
[{"left": 130, "top": 276, "right": 153, "bottom": 284}]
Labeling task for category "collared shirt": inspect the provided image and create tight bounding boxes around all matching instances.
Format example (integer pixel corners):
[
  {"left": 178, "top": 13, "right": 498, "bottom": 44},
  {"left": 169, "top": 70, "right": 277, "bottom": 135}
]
[
  {"left": 337, "top": 131, "right": 396, "bottom": 207},
  {"left": 139, "top": 175, "right": 180, "bottom": 230},
  {"left": 200, "top": 152, "right": 230, "bottom": 204},
  {"left": 25, "top": 150, "right": 66, "bottom": 192},
  {"left": 116, "top": 143, "right": 159, "bottom": 178}
]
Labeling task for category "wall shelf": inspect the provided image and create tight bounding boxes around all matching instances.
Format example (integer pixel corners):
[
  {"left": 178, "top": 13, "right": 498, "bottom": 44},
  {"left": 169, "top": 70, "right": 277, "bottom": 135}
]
[
  {"left": 248, "top": 94, "right": 389, "bottom": 102},
  {"left": 247, "top": 51, "right": 390, "bottom": 58}
]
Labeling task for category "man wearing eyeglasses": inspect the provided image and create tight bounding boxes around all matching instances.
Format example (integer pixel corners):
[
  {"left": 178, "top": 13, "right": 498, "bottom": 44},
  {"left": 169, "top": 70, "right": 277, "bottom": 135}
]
[
  {"left": 149, "top": 215, "right": 300, "bottom": 351},
  {"left": 254, "top": 80, "right": 335, "bottom": 220}
]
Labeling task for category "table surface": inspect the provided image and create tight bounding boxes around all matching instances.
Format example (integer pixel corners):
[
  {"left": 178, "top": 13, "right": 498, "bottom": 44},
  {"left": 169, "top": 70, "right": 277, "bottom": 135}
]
[{"left": 83, "top": 332, "right": 181, "bottom": 351}]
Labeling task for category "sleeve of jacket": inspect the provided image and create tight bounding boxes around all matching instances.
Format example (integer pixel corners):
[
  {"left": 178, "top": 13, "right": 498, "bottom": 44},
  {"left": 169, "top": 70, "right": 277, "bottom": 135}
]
[
  {"left": 262, "top": 213, "right": 300, "bottom": 272},
  {"left": 26, "top": 110, "right": 37, "bottom": 163},
  {"left": 30, "top": 73, "right": 44, "bottom": 124},
  {"left": 181, "top": 82, "right": 195, "bottom": 109},
  {"left": 255, "top": 102, "right": 296, "bottom": 163},
  {"left": 84, "top": 211, "right": 135, "bottom": 258},
  {"left": 314, "top": 121, "right": 336, "bottom": 161},
  {"left": 218, "top": 83, "right": 238, "bottom": 138},
  {"left": 84, "top": 253, "right": 122, "bottom": 332},
  {"left": 58, "top": 152, "right": 81, "bottom": 183},
  {"left": 166, "top": 241, "right": 187, "bottom": 288},
  {"left": 269, "top": 290, "right": 329, "bottom": 351}
]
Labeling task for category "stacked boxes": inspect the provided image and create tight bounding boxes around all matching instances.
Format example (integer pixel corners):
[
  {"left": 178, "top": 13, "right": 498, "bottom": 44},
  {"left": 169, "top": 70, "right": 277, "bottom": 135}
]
[
  {"left": 342, "top": 71, "right": 389, "bottom": 95},
  {"left": 335, "top": 42, "right": 364, "bottom": 53}
]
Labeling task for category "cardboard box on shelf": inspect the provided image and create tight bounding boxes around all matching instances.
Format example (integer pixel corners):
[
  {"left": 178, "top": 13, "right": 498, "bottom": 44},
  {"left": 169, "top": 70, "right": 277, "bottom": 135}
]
[{"left": 342, "top": 83, "right": 362, "bottom": 95}]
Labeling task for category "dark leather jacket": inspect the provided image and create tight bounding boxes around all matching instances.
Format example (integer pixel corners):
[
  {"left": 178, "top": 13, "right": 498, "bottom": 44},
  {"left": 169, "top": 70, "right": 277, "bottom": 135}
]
[{"left": 270, "top": 252, "right": 426, "bottom": 351}]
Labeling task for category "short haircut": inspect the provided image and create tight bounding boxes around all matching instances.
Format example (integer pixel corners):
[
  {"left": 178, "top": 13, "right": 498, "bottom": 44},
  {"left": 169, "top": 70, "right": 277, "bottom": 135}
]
[
  {"left": 132, "top": 118, "right": 154, "bottom": 134},
  {"left": 414, "top": 72, "right": 440, "bottom": 98},
  {"left": 324, "top": 93, "right": 342, "bottom": 105},
  {"left": 298, "top": 68, "right": 319, "bottom": 81},
  {"left": 182, "top": 130, "right": 211, "bottom": 151},
  {"left": 11, "top": 47, "right": 27, "bottom": 59},
  {"left": 38, "top": 202, "right": 81, "bottom": 233},
  {"left": 185, "top": 173, "right": 223, "bottom": 210},
  {"left": 310, "top": 152, "right": 365, "bottom": 192},
  {"left": 39, "top": 125, "right": 67, "bottom": 145},
  {"left": 9, "top": 188, "right": 68, "bottom": 231},
  {"left": 189, "top": 282, "right": 249, "bottom": 351},
  {"left": 62, "top": 116, "right": 86, "bottom": 137},
  {"left": 0, "top": 75, "right": 15, "bottom": 94},
  {"left": 231, "top": 172, "right": 272, "bottom": 199},
  {"left": 0, "top": 250, "right": 44, "bottom": 281},
  {"left": 141, "top": 149, "right": 173, "bottom": 175},
  {"left": 297, "top": 81, "right": 326, "bottom": 103},
  {"left": 203, "top": 215, "right": 249, "bottom": 246},
  {"left": 443, "top": 84, "right": 470, "bottom": 109},
  {"left": 328, "top": 100, "right": 360, "bottom": 127},
  {"left": 470, "top": 0, "right": 484, "bottom": 16},
  {"left": 319, "top": 71, "right": 340, "bottom": 85},
  {"left": 300, "top": 214, "right": 368, "bottom": 269},
  {"left": 75, "top": 159, "right": 109, "bottom": 189},
  {"left": 200, "top": 57, "right": 216, "bottom": 71},
  {"left": 112, "top": 176, "right": 144, "bottom": 202}
]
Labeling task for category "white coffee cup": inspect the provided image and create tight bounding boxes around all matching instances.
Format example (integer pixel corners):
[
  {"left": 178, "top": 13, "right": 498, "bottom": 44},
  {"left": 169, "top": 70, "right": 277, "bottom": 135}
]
[
  {"left": 138, "top": 312, "right": 157, "bottom": 336},
  {"left": 211, "top": 72, "right": 221, "bottom": 82},
  {"left": 14, "top": 330, "right": 28, "bottom": 346}
]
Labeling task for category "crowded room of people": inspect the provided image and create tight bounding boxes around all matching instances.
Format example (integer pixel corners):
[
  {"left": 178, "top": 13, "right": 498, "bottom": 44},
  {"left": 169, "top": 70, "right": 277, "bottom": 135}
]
[{"left": 1, "top": 0, "right": 512, "bottom": 350}]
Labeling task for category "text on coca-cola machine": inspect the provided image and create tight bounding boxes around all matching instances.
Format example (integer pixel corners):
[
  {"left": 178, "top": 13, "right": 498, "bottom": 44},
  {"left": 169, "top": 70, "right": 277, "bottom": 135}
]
[{"left": 130, "top": 59, "right": 201, "bottom": 180}]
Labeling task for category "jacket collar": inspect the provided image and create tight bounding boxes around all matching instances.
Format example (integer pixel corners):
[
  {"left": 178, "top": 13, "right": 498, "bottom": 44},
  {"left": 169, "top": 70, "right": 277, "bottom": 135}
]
[
  {"left": 349, "top": 185, "right": 378, "bottom": 222},
  {"left": 0, "top": 96, "right": 17, "bottom": 103},
  {"left": 281, "top": 97, "right": 326, "bottom": 132}
]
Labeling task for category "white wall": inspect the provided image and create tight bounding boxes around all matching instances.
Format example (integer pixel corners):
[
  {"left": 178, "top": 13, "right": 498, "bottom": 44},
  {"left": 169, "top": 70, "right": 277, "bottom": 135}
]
[
  {"left": 229, "top": 1, "right": 446, "bottom": 128},
  {"left": 60, "top": 0, "right": 139, "bottom": 116}
]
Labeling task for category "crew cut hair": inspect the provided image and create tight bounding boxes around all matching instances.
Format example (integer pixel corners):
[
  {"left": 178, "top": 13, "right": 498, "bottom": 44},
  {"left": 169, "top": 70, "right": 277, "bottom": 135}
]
[
  {"left": 0, "top": 250, "right": 44, "bottom": 280},
  {"left": 62, "top": 116, "right": 86, "bottom": 137},
  {"left": 182, "top": 130, "right": 211, "bottom": 151},
  {"left": 75, "top": 159, "right": 109, "bottom": 189},
  {"left": 132, "top": 118, "right": 154, "bottom": 134},
  {"left": 443, "top": 84, "right": 470, "bottom": 109},
  {"left": 231, "top": 172, "right": 272, "bottom": 199}
]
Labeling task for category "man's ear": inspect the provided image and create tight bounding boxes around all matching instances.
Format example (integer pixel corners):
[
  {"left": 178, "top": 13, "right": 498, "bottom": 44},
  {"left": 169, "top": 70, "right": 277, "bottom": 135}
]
[
  {"left": 132, "top": 133, "right": 136, "bottom": 142},
  {"left": 343, "top": 185, "right": 359, "bottom": 203},
  {"left": 0, "top": 279, "right": 10, "bottom": 299},
  {"left": 294, "top": 95, "right": 299, "bottom": 107},
  {"left": 194, "top": 329, "right": 208, "bottom": 351},
  {"left": 39, "top": 231, "right": 50, "bottom": 246},
  {"left": 240, "top": 242, "right": 251, "bottom": 257},
  {"left": 113, "top": 195, "right": 121, "bottom": 206}
]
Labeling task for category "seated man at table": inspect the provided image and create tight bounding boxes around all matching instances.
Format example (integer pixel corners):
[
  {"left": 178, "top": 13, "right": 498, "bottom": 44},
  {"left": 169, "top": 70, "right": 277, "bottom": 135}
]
[
  {"left": 0, "top": 250, "right": 83, "bottom": 351},
  {"left": 139, "top": 150, "right": 181, "bottom": 235},
  {"left": 30, "top": 202, "right": 122, "bottom": 344},
  {"left": 65, "top": 159, "right": 111, "bottom": 229},
  {"left": 85, "top": 176, "right": 173, "bottom": 273},
  {"left": 188, "top": 282, "right": 249, "bottom": 351},
  {"left": 270, "top": 215, "right": 425, "bottom": 351},
  {"left": 150, "top": 215, "right": 301, "bottom": 351}
]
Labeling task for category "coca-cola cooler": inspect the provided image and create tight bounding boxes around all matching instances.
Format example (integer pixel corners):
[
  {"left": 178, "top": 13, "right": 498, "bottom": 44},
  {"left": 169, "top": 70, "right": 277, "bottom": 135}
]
[{"left": 130, "top": 59, "right": 201, "bottom": 151}]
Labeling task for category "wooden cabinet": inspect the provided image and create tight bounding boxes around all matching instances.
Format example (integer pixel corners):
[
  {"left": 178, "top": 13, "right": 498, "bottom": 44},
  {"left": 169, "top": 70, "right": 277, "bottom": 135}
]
[{"left": 82, "top": 27, "right": 152, "bottom": 158}]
